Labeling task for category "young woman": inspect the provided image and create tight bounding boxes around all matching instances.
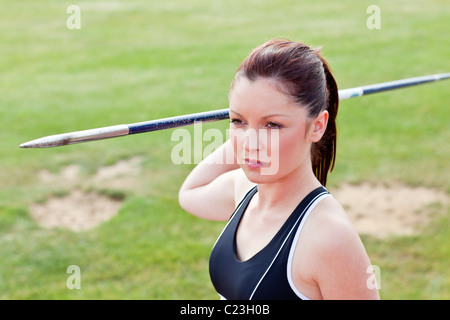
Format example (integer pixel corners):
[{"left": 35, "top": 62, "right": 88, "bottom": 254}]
[{"left": 179, "top": 39, "right": 380, "bottom": 300}]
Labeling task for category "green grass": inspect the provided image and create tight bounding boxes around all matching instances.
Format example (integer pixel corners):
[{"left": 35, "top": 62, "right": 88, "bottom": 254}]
[{"left": 0, "top": 0, "right": 449, "bottom": 299}]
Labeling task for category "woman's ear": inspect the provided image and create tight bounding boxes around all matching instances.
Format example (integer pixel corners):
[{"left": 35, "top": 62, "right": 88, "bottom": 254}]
[{"left": 310, "top": 110, "right": 329, "bottom": 143}]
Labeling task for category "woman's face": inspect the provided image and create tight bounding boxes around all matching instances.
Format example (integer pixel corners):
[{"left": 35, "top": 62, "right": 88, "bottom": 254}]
[{"left": 229, "top": 77, "right": 325, "bottom": 184}]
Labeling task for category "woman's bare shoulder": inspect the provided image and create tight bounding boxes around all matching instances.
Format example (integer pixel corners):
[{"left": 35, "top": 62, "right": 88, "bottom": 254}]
[
  {"left": 300, "top": 195, "right": 379, "bottom": 299},
  {"left": 305, "top": 195, "right": 361, "bottom": 252}
]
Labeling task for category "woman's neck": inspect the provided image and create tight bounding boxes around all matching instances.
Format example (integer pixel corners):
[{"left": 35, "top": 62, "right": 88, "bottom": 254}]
[{"left": 254, "top": 165, "right": 321, "bottom": 214}]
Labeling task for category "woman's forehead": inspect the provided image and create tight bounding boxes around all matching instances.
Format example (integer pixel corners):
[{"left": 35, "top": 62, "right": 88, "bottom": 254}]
[{"left": 229, "top": 78, "right": 307, "bottom": 117}]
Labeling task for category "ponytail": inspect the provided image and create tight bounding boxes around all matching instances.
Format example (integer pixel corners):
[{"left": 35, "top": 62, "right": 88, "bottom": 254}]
[{"left": 311, "top": 56, "right": 339, "bottom": 186}]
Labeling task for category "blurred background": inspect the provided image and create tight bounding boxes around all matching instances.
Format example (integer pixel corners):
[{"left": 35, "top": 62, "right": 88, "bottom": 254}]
[{"left": 0, "top": 0, "right": 448, "bottom": 299}]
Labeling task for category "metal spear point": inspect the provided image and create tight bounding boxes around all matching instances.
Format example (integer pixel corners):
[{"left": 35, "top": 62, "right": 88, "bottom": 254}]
[{"left": 20, "top": 73, "right": 450, "bottom": 149}]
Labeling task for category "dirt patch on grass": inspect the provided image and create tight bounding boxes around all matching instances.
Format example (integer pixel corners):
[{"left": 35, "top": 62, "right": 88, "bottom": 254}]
[
  {"left": 30, "top": 190, "right": 122, "bottom": 232},
  {"left": 331, "top": 182, "right": 449, "bottom": 238},
  {"left": 31, "top": 157, "right": 143, "bottom": 231}
]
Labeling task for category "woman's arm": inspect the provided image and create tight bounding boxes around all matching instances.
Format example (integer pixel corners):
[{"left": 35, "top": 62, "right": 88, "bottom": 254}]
[
  {"left": 294, "top": 197, "right": 381, "bottom": 300},
  {"left": 179, "top": 140, "right": 248, "bottom": 221}
]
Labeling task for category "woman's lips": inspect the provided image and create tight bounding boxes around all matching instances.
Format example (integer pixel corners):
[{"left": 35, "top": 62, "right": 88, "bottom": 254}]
[{"left": 244, "top": 159, "right": 269, "bottom": 169}]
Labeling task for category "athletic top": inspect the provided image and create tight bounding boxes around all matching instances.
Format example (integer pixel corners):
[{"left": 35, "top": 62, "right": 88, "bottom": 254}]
[{"left": 209, "top": 186, "right": 331, "bottom": 300}]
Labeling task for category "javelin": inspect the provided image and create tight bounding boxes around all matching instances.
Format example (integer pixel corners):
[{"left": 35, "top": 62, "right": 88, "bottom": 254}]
[{"left": 20, "top": 73, "right": 450, "bottom": 148}]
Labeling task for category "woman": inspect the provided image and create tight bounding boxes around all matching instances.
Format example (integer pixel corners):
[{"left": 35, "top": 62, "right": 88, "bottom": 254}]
[{"left": 179, "top": 39, "right": 380, "bottom": 300}]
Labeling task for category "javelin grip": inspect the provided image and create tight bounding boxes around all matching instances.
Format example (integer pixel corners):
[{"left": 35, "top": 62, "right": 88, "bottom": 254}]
[
  {"left": 127, "top": 108, "right": 230, "bottom": 134},
  {"left": 20, "top": 73, "right": 449, "bottom": 148}
]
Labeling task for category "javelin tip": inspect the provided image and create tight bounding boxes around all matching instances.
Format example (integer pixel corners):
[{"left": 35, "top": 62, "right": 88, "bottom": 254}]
[{"left": 19, "top": 124, "right": 130, "bottom": 148}]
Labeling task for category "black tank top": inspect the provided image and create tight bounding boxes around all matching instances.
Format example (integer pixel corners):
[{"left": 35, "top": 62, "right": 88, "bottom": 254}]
[{"left": 209, "top": 186, "right": 330, "bottom": 300}]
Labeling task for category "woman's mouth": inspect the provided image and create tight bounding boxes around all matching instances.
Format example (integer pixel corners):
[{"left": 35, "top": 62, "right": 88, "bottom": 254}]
[{"left": 244, "top": 159, "right": 269, "bottom": 170}]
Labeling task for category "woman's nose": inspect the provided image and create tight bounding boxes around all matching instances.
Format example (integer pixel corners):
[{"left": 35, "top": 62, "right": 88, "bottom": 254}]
[{"left": 243, "top": 128, "right": 262, "bottom": 152}]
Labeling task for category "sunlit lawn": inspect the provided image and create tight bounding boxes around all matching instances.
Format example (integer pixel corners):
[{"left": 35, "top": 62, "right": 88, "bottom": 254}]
[{"left": 0, "top": 0, "right": 448, "bottom": 299}]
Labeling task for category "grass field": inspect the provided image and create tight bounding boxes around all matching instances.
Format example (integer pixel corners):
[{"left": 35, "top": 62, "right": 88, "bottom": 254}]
[{"left": 0, "top": 0, "right": 449, "bottom": 299}]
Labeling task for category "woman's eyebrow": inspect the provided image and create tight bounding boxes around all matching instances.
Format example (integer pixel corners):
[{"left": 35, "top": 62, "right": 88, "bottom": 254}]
[
  {"left": 229, "top": 110, "right": 290, "bottom": 119},
  {"left": 229, "top": 109, "right": 242, "bottom": 116},
  {"left": 261, "top": 113, "right": 291, "bottom": 119}
]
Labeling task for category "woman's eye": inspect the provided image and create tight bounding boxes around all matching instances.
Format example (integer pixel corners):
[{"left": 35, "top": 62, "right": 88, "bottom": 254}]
[
  {"left": 230, "top": 118, "right": 244, "bottom": 125},
  {"left": 266, "top": 122, "right": 282, "bottom": 129}
]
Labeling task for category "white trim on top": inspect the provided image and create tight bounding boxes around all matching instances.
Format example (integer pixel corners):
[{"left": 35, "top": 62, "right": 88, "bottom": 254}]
[{"left": 286, "top": 193, "right": 332, "bottom": 300}]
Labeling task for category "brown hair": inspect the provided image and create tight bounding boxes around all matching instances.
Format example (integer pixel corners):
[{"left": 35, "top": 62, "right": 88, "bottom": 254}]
[{"left": 231, "top": 39, "right": 339, "bottom": 186}]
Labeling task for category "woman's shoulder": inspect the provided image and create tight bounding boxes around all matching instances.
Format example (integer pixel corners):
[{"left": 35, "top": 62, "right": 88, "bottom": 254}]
[
  {"left": 298, "top": 193, "right": 379, "bottom": 299},
  {"left": 306, "top": 194, "right": 361, "bottom": 252}
]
